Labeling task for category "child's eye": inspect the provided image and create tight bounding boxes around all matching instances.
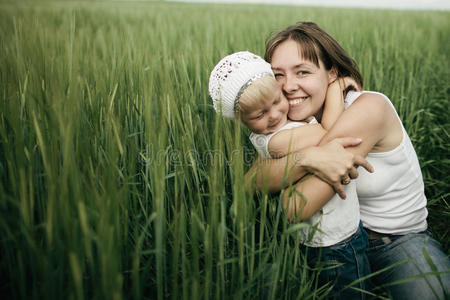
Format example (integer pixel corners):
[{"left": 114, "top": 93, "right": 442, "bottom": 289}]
[{"left": 253, "top": 113, "right": 265, "bottom": 120}]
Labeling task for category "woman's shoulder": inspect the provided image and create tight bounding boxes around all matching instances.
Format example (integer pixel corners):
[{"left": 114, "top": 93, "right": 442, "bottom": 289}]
[
  {"left": 342, "top": 91, "right": 398, "bottom": 138},
  {"left": 347, "top": 91, "right": 403, "bottom": 145},
  {"left": 348, "top": 91, "right": 392, "bottom": 114}
]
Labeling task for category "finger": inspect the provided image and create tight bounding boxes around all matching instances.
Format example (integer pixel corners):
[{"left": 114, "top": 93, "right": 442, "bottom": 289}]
[
  {"left": 348, "top": 167, "right": 359, "bottom": 179},
  {"left": 341, "top": 177, "right": 351, "bottom": 185},
  {"left": 353, "top": 155, "right": 374, "bottom": 173},
  {"left": 333, "top": 183, "right": 346, "bottom": 199},
  {"left": 333, "top": 137, "right": 363, "bottom": 148}
]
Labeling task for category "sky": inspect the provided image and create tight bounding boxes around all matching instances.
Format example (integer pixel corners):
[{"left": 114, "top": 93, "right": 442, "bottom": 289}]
[{"left": 167, "top": 0, "right": 450, "bottom": 10}]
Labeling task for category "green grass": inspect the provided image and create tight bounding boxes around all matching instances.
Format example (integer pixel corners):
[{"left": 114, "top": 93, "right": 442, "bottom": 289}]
[{"left": 0, "top": 1, "right": 449, "bottom": 299}]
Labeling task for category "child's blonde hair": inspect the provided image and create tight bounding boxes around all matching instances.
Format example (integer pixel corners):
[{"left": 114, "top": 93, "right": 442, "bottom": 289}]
[{"left": 237, "top": 76, "right": 279, "bottom": 116}]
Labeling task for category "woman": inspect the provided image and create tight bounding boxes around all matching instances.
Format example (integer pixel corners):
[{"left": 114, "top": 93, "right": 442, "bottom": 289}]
[{"left": 246, "top": 22, "right": 449, "bottom": 298}]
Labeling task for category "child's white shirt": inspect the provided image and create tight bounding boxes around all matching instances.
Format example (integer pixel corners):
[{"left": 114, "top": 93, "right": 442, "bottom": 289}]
[
  {"left": 249, "top": 115, "right": 360, "bottom": 247},
  {"left": 249, "top": 117, "right": 318, "bottom": 159}
]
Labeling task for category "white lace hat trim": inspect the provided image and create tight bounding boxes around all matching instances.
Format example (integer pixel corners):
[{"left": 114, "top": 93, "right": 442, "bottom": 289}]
[{"left": 208, "top": 51, "right": 274, "bottom": 119}]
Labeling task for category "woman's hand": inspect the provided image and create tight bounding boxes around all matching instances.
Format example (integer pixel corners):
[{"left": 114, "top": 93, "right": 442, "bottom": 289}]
[
  {"left": 245, "top": 137, "right": 373, "bottom": 196},
  {"left": 297, "top": 137, "right": 373, "bottom": 199}
]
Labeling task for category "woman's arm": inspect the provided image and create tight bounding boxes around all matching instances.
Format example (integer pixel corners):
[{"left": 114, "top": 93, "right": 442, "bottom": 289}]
[
  {"left": 284, "top": 93, "right": 391, "bottom": 221},
  {"left": 244, "top": 83, "right": 372, "bottom": 198},
  {"left": 244, "top": 136, "right": 372, "bottom": 198}
]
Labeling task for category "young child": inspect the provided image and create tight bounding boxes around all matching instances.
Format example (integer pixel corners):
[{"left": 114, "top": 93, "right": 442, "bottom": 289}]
[{"left": 208, "top": 51, "right": 370, "bottom": 299}]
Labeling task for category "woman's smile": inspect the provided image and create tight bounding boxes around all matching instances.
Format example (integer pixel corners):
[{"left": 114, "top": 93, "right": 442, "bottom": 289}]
[
  {"left": 270, "top": 39, "right": 336, "bottom": 121},
  {"left": 287, "top": 96, "right": 309, "bottom": 106}
]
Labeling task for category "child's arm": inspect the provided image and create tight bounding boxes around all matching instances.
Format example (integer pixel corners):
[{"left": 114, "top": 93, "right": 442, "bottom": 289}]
[
  {"left": 270, "top": 77, "right": 360, "bottom": 158},
  {"left": 268, "top": 124, "right": 326, "bottom": 158},
  {"left": 322, "top": 77, "right": 359, "bottom": 130},
  {"left": 321, "top": 79, "right": 345, "bottom": 130}
]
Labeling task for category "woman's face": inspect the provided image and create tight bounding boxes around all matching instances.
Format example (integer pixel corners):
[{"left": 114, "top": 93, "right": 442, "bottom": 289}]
[{"left": 270, "top": 39, "right": 336, "bottom": 121}]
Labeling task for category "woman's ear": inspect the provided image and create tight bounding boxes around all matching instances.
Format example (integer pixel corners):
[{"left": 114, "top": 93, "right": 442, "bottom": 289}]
[{"left": 328, "top": 68, "right": 338, "bottom": 84}]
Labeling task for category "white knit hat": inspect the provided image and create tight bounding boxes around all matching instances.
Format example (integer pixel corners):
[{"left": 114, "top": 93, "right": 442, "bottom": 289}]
[{"left": 208, "top": 51, "right": 274, "bottom": 119}]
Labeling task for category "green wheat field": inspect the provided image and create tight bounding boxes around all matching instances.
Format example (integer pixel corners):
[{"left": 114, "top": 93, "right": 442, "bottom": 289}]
[{"left": 0, "top": 0, "right": 449, "bottom": 299}]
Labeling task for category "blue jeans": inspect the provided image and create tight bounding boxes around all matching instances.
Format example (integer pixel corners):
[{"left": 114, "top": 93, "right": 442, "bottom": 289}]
[
  {"left": 366, "top": 230, "right": 450, "bottom": 299},
  {"left": 304, "top": 222, "right": 371, "bottom": 299}
]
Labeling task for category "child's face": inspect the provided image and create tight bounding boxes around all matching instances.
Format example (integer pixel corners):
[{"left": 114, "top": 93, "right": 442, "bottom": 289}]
[{"left": 240, "top": 89, "right": 289, "bottom": 134}]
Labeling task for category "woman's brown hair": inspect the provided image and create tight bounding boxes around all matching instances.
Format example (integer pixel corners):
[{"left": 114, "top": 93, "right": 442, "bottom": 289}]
[{"left": 265, "top": 22, "right": 363, "bottom": 89}]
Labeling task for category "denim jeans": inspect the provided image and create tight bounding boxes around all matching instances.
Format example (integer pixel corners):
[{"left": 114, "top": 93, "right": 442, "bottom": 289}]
[
  {"left": 366, "top": 230, "right": 450, "bottom": 299},
  {"left": 304, "top": 222, "right": 371, "bottom": 299}
]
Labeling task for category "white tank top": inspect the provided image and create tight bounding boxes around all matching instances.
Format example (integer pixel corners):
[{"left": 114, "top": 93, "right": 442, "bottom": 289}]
[
  {"left": 249, "top": 116, "right": 360, "bottom": 247},
  {"left": 345, "top": 91, "right": 428, "bottom": 234}
]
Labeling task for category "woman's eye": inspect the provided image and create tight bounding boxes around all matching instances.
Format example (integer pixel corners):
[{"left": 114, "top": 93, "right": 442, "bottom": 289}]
[
  {"left": 297, "top": 70, "right": 308, "bottom": 76},
  {"left": 274, "top": 73, "right": 284, "bottom": 79}
]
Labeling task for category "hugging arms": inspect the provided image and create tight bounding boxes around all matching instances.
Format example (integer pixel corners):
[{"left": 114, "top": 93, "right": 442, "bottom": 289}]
[{"left": 244, "top": 91, "right": 382, "bottom": 214}]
